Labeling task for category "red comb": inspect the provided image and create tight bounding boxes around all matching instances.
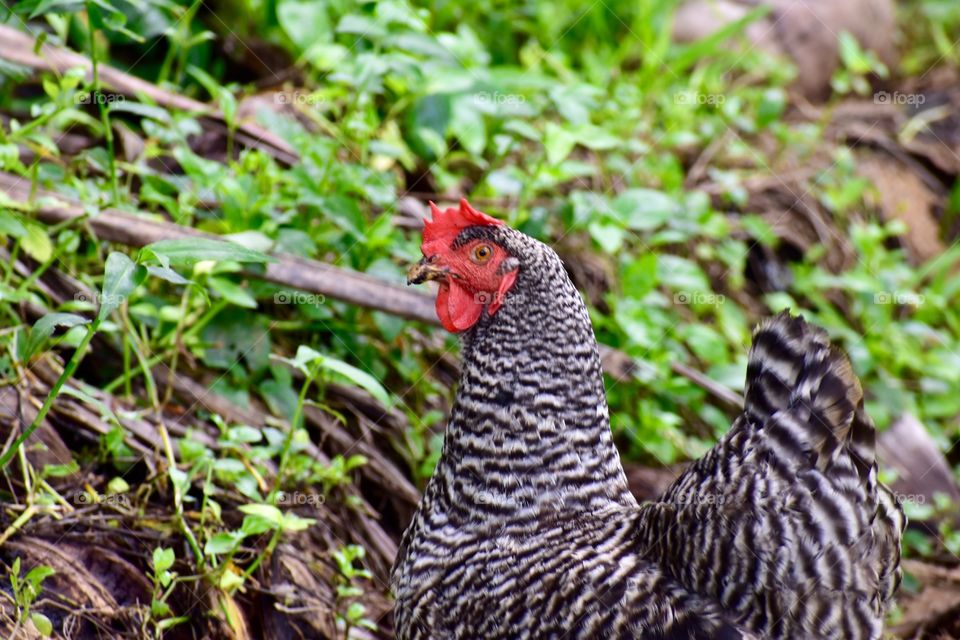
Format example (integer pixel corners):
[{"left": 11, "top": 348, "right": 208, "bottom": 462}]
[{"left": 422, "top": 199, "right": 502, "bottom": 255}]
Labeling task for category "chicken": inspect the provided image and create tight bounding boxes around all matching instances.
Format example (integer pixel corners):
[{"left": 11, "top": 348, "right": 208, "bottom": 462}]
[{"left": 391, "top": 200, "right": 904, "bottom": 639}]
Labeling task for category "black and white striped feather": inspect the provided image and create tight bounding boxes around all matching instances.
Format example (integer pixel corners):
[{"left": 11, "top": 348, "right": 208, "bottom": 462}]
[{"left": 392, "top": 225, "right": 903, "bottom": 639}]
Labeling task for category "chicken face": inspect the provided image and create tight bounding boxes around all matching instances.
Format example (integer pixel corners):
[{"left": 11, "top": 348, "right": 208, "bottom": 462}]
[{"left": 406, "top": 199, "right": 519, "bottom": 333}]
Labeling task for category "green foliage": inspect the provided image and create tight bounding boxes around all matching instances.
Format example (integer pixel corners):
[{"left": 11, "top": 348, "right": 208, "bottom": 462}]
[
  {"left": 332, "top": 544, "right": 378, "bottom": 633},
  {"left": 0, "top": 0, "right": 955, "bottom": 470},
  {"left": 0, "top": 0, "right": 958, "bottom": 627},
  {"left": 8, "top": 557, "right": 55, "bottom": 637}
]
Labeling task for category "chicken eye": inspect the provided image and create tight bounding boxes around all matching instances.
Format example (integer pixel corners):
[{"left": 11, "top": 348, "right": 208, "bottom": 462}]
[{"left": 471, "top": 244, "right": 494, "bottom": 264}]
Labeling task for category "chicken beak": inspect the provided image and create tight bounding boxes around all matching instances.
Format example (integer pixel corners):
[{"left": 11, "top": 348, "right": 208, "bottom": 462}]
[{"left": 406, "top": 256, "right": 448, "bottom": 285}]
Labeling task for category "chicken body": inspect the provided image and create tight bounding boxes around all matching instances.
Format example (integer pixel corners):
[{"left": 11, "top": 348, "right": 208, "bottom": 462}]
[{"left": 392, "top": 222, "right": 903, "bottom": 639}]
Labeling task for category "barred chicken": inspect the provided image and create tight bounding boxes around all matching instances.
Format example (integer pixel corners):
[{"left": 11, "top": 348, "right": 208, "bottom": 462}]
[{"left": 392, "top": 200, "right": 904, "bottom": 639}]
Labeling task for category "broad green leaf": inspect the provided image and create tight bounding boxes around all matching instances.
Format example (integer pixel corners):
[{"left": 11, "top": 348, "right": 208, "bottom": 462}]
[
  {"left": 278, "top": 0, "right": 333, "bottom": 51},
  {"left": 157, "top": 616, "right": 191, "bottom": 630},
  {"left": 146, "top": 265, "right": 191, "bottom": 285},
  {"left": 30, "top": 612, "right": 52, "bottom": 636},
  {"left": 337, "top": 14, "right": 386, "bottom": 39},
  {"left": 107, "top": 477, "right": 130, "bottom": 494},
  {"left": 0, "top": 210, "right": 27, "bottom": 238},
  {"left": 204, "top": 532, "right": 245, "bottom": 555},
  {"left": 209, "top": 276, "right": 257, "bottom": 309},
  {"left": 21, "top": 312, "right": 89, "bottom": 362},
  {"left": 450, "top": 97, "right": 486, "bottom": 156},
  {"left": 28, "top": 0, "right": 83, "bottom": 18},
  {"left": 152, "top": 547, "right": 175, "bottom": 573},
  {"left": 24, "top": 565, "right": 55, "bottom": 588},
  {"left": 587, "top": 220, "right": 625, "bottom": 254},
  {"left": 238, "top": 503, "right": 284, "bottom": 525},
  {"left": 99, "top": 252, "right": 146, "bottom": 322},
  {"left": 287, "top": 345, "right": 323, "bottom": 375},
  {"left": 22, "top": 223, "right": 53, "bottom": 262},
  {"left": 41, "top": 461, "right": 78, "bottom": 478},
  {"left": 145, "top": 238, "right": 272, "bottom": 267},
  {"left": 612, "top": 189, "right": 680, "bottom": 231},
  {"left": 290, "top": 347, "right": 390, "bottom": 406},
  {"left": 572, "top": 124, "right": 620, "bottom": 150},
  {"left": 240, "top": 513, "right": 278, "bottom": 536},
  {"left": 108, "top": 101, "right": 172, "bottom": 124},
  {"left": 224, "top": 425, "right": 262, "bottom": 444},
  {"left": 151, "top": 599, "right": 172, "bottom": 618},
  {"left": 543, "top": 123, "right": 576, "bottom": 165},
  {"left": 281, "top": 513, "right": 316, "bottom": 532}
]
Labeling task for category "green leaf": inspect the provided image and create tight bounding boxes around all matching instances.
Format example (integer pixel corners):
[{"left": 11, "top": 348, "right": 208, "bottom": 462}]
[
  {"left": 30, "top": 612, "right": 52, "bottom": 636},
  {"left": 612, "top": 189, "right": 680, "bottom": 231},
  {"left": 224, "top": 425, "right": 262, "bottom": 444},
  {"left": 107, "top": 101, "right": 172, "bottom": 124},
  {"left": 450, "top": 97, "right": 486, "bottom": 156},
  {"left": 281, "top": 512, "right": 316, "bottom": 532},
  {"left": 145, "top": 238, "right": 272, "bottom": 267},
  {"left": 319, "top": 355, "right": 390, "bottom": 405},
  {"left": 278, "top": 0, "right": 333, "bottom": 51},
  {"left": 99, "top": 252, "right": 146, "bottom": 322},
  {"left": 287, "top": 347, "right": 390, "bottom": 405},
  {"left": 0, "top": 209, "right": 27, "bottom": 238},
  {"left": 21, "top": 312, "right": 89, "bottom": 362},
  {"left": 337, "top": 14, "right": 386, "bottom": 39},
  {"left": 204, "top": 531, "right": 245, "bottom": 555},
  {"left": 587, "top": 220, "right": 625, "bottom": 254},
  {"left": 21, "top": 223, "right": 53, "bottom": 262},
  {"left": 146, "top": 265, "right": 191, "bottom": 285},
  {"left": 571, "top": 124, "right": 620, "bottom": 150},
  {"left": 240, "top": 513, "right": 277, "bottom": 536},
  {"left": 740, "top": 214, "right": 777, "bottom": 247},
  {"left": 238, "top": 503, "right": 284, "bottom": 525},
  {"left": 543, "top": 123, "right": 576, "bottom": 165},
  {"left": 152, "top": 547, "right": 175, "bottom": 574},
  {"left": 28, "top": 0, "right": 83, "bottom": 18},
  {"left": 24, "top": 565, "right": 56, "bottom": 589},
  {"left": 106, "top": 476, "right": 129, "bottom": 494},
  {"left": 757, "top": 88, "right": 786, "bottom": 127},
  {"left": 218, "top": 570, "right": 245, "bottom": 591},
  {"left": 208, "top": 276, "right": 258, "bottom": 309},
  {"left": 151, "top": 599, "right": 172, "bottom": 618},
  {"left": 41, "top": 461, "right": 78, "bottom": 478},
  {"left": 284, "top": 344, "right": 322, "bottom": 376}
]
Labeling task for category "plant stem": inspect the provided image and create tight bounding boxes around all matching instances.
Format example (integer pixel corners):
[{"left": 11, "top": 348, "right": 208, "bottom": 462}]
[
  {"left": 241, "top": 525, "right": 282, "bottom": 581},
  {"left": 86, "top": 6, "right": 119, "bottom": 204},
  {"left": 269, "top": 372, "right": 314, "bottom": 503},
  {"left": 158, "top": 422, "right": 204, "bottom": 568},
  {"left": 0, "top": 322, "right": 100, "bottom": 469}
]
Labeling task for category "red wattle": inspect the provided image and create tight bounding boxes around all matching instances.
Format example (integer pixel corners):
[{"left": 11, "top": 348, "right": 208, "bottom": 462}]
[{"left": 435, "top": 281, "right": 483, "bottom": 333}]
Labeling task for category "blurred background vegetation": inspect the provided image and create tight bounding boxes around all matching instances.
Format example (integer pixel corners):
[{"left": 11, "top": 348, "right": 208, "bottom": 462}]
[{"left": 0, "top": 0, "right": 959, "bottom": 637}]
